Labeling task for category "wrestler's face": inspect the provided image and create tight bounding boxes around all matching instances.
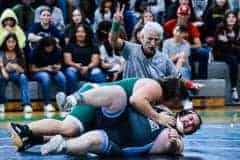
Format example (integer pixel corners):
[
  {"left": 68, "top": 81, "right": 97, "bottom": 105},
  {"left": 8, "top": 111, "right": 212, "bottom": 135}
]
[{"left": 180, "top": 112, "right": 200, "bottom": 134}]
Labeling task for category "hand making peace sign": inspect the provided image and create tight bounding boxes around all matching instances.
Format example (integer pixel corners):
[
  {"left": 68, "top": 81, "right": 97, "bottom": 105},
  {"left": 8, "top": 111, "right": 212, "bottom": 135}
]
[{"left": 113, "top": 3, "right": 125, "bottom": 23}]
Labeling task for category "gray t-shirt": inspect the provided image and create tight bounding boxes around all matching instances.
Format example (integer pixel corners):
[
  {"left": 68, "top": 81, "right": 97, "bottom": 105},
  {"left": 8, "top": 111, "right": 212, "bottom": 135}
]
[
  {"left": 162, "top": 38, "right": 191, "bottom": 69},
  {"left": 121, "top": 41, "right": 177, "bottom": 79}
]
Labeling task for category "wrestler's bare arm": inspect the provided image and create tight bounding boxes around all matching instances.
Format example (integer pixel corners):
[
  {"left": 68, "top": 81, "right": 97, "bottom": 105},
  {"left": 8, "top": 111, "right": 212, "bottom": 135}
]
[{"left": 149, "top": 128, "right": 184, "bottom": 155}]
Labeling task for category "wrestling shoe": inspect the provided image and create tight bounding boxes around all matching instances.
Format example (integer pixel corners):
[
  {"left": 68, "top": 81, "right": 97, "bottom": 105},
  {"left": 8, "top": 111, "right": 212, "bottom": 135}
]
[
  {"left": 9, "top": 123, "right": 33, "bottom": 151},
  {"left": 41, "top": 134, "right": 66, "bottom": 155},
  {"left": 56, "top": 92, "right": 66, "bottom": 111}
]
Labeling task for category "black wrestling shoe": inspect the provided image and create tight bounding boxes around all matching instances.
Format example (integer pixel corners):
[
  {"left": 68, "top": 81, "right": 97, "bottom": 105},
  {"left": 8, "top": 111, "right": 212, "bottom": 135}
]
[{"left": 9, "top": 123, "right": 33, "bottom": 151}]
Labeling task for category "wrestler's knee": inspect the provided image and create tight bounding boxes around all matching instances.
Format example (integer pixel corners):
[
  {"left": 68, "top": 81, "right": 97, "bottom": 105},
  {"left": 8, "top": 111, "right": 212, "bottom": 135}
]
[{"left": 60, "top": 119, "right": 81, "bottom": 137}]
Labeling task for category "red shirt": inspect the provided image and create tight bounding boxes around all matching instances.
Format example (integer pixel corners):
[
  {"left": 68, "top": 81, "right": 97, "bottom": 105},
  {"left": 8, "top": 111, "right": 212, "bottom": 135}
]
[{"left": 164, "top": 19, "right": 200, "bottom": 43}]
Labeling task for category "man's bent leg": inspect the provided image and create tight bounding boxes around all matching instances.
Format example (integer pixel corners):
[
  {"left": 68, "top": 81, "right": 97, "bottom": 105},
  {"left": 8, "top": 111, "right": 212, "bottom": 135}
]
[{"left": 41, "top": 130, "right": 109, "bottom": 155}]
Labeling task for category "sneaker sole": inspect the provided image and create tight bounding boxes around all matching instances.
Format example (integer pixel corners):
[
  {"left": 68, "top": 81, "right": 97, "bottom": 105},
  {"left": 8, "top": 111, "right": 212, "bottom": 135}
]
[{"left": 8, "top": 123, "right": 24, "bottom": 151}]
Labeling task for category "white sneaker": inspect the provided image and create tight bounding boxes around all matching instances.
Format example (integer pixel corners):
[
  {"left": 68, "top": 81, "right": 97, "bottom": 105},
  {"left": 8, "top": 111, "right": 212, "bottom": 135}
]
[
  {"left": 23, "top": 105, "right": 33, "bottom": 113},
  {"left": 56, "top": 92, "right": 66, "bottom": 111},
  {"left": 0, "top": 104, "right": 5, "bottom": 113},
  {"left": 232, "top": 88, "right": 239, "bottom": 102},
  {"left": 41, "top": 135, "right": 66, "bottom": 155},
  {"left": 44, "top": 104, "right": 56, "bottom": 112}
]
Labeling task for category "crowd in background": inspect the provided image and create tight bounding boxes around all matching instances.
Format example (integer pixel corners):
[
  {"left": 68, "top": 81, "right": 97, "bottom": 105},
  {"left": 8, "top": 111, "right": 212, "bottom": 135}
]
[{"left": 0, "top": 0, "right": 239, "bottom": 113}]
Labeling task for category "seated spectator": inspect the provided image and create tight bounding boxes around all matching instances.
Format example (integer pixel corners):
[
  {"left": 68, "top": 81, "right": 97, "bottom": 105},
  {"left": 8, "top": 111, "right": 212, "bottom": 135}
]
[
  {"left": 131, "top": 25, "right": 144, "bottom": 44},
  {"left": 0, "top": 0, "right": 18, "bottom": 14},
  {"left": 34, "top": 0, "right": 65, "bottom": 32},
  {"left": 165, "top": 0, "right": 212, "bottom": 25},
  {"left": 133, "top": 0, "right": 148, "bottom": 20},
  {"left": 12, "top": 0, "right": 35, "bottom": 32},
  {"left": 203, "top": 0, "right": 230, "bottom": 45},
  {"left": 64, "top": 8, "right": 90, "bottom": 45},
  {"left": 29, "top": 37, "right": 66, "bottom": 112},
  {"left": 93, "top": 0, "right": 115, "bottom": 32},
  {"left": 0, "top": 33, "right": 31, "bottom": 113},
  {"left": 228, "top": 0, "right": 240, "bottom": 12},
  {"left": 28, "top": 7, "right": 63, "bottom": 49},
  {"left": 164, "top": 5, "right": 209, "bottom": 79},
  {"left": 132, "top": 9, "right": 154, "bottom": 40},
  {"left": 97, "top": 21, "right": 126, "bottom": 81},
  {"left": 64, "top": 24, "right": 105, "bottom": 94},
  {"left": 214, "top": 11, "right": 240, "bottom": 102},
  {"left": 147, "top": 0, "right": 166, "bottom": 23},
  {"left": 163, "top": 25, "right": 191, "bottom": 79},
  {"left": 0, "top": 8, "right": 26, "bottom": 49}
]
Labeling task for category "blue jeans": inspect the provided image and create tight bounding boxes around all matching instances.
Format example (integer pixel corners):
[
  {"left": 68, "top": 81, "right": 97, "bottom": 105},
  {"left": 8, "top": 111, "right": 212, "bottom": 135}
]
[
  {"left": 190, "top": 47, "right": 209, "bottom": 79},
  {"left": 0, "top": 72, "right": 30, "bottom": 106},
  {"left": 179, "top": 67, "right": 191, "bottom": 80},
  {"left": 32, "top": 71, "right": 66, "bottom": 105},
  {"left": 65, "top": 67, "right": 105, "bottom": 94}
]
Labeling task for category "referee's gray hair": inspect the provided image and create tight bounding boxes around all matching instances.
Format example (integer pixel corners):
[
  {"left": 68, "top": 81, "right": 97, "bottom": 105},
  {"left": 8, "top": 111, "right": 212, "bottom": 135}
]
[{"left": 141, "top": 22, "right": 164, "bottom": 40}]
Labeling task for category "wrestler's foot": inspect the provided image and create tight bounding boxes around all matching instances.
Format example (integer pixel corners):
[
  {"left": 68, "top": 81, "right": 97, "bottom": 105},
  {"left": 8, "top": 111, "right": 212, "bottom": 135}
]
[
  {"left": 41, "top": 135, "right": 66, "bottom": 155},
  {"left": 9, "top": 123, "right": 33, "bottom": 151},
  {"left": 56, "top": 92, "right": 66, "bottom": 111}
]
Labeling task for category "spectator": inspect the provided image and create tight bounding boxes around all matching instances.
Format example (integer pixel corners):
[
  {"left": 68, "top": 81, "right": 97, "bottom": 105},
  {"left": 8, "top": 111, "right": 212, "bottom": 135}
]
[
  {"left": 147, "top": 0, "right": 166, "bottom": 23},
  {"left": 228, "top": 0, "right": 240, "bottom": 12},
  {"left": 64, "top": 8, "right": 90, "bottom": 45},
  {"left": 0, "top": 33, "right": 31, "bottom": 113},
  {"left": 133, "top": 0, "right": 148, "bottom": 20},
  {"left": 165, "top": 0, "right": 212, "bottom": 26},
  {"left": 28, "top": 7, "right": 63, "bottom": 49},
  {"left": 131, "top": 25, "right": 143, "bottom": 44},
  {"left": 214, "top": 11, "right": 240, "bottom": 101},
  {"left": 0, "top": 8, "right": 26, "bottom": 49},
  {"left": 97, "top": 21, "right": 126, "bottom": 81},
  {"left": 64, "top": 24, "right": 105, "bottom": 94},
  {"left": 109, "top": 5, "right": 178, "bottom": 79},
  {"left": 34, "top": 0, "right": 65, "bottom": 32},
  {"left": 163, "top": 25, "right": 191, "bottom": 79},
  {"left": 204, "top": 0, "right": 230, "bottom": 44},
  {"left": 164, "top": 5, "right": 209, "bottom": 79},
  {"left": 30, "top": 37, "right": 66, "bottom": 112},
  {"left": 79, "top": 0, "right": 97, "bottom": 24},
  {"left": 93, "top": 0, "right": 115, "bottom": 32},
  {"left": 12, "top": 0, "right": 35, "bottom": 32},
  {"left": 132, "top": 10, "right": 154, "bottom": 40},
  {"left": 0, "top": 0, "right": 18, "bottom": 14}
]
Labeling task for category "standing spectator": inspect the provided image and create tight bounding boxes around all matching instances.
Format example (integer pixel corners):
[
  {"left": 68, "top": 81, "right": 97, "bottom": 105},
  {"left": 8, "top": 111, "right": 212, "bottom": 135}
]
[
  {"left": 34, "top": 0, "right": 65, "bottom": 32},
  {"left": 0, "top": 33, "right": 31, "bottom": 113},
  {"left": 28, "top": 7, "right": 63, "bottom": 50},
  {"left": 30, "top": 37, "right": 66, "bottom": 112},
  {"left": 164, "top": 5, "right": 209, "bottom": 79},
  {"left": 214, "top": 11, "right": 240, "bottom": 101},
  {"left": 163, "top": 25, "right": 191, "bottom": 79},
  {"left": 0, "top": 9, "right": 26, "bottom": 49},
  {"left": 64, "top": 8, "right": 90, "bottom": 45},
  {"left": 203, "top": 0, "right": 230, "bottom": 44},
  {"left": 12, "top": 0, "right": 35, "bottom": 32},
  {"left": 64, "top": 24, "right": 105, "bottom": 94},
  {"left": 93, "top": 0, "right": 115, "bottom": 32},
  {"left": 109, "top": 5, "right": 178, "bottom": 79}
]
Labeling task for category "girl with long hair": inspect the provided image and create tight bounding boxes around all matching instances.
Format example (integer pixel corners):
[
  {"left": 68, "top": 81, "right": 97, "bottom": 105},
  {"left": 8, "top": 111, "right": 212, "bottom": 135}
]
[{"left": 0, "top": 33, "right": 31, "bottom": 112}]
